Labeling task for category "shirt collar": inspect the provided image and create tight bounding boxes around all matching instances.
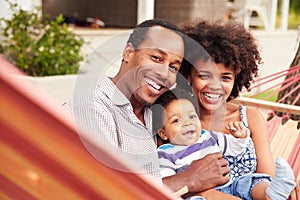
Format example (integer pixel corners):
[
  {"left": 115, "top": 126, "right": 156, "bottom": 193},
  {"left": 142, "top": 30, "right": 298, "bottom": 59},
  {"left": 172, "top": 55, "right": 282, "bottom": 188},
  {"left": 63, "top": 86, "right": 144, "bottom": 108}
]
[
  {"left": 98, "top": 76, "right": 153, "bottom": 128},
  {"left": 98, "top": 76, "right": 131, "bottom": 106}
]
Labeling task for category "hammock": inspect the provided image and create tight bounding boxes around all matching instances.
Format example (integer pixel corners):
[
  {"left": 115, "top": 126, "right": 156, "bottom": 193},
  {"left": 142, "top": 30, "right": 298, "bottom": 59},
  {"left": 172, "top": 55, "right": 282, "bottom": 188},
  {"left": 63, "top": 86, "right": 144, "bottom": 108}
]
[
  {"left": 232, "top": 64, "right": 300, "bottom": 180},
  {"left": 0, "top": 55, "right": 178, "bottom": 199},
  {"left": 1, "top": 55, "right": 299, "bottom": 198}
]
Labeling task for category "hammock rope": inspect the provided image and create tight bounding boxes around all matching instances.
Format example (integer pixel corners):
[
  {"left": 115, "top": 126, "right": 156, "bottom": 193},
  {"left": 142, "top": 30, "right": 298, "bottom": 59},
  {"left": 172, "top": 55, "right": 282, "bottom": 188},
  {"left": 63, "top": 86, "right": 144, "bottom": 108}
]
[
  {"left": 248, "top": 74, "right": 300, "bottom": 100},
  {"left": 242, "top": 64, "right": 300, "bottom": 106},
  {"left": 277, "top": 83, "right": 300, "bottom": 104},
  {"left": 265, "top": 76, "right": 300, "bottom": 101},
  {"left": 248, "top": 65, "right": 300, "bottom": 91}
]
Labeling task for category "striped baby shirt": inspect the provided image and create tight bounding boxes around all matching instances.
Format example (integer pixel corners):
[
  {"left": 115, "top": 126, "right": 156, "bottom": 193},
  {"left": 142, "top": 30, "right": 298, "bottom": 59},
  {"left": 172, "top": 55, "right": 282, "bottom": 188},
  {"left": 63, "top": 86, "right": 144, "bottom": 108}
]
[{"left": 157, "top": 129, "right": 250, "bottom": 178}]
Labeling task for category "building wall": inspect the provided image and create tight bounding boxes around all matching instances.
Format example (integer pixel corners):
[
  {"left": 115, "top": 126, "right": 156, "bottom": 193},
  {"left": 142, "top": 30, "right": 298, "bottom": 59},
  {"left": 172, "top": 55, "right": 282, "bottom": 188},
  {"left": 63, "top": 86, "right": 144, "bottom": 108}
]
[
  {"left": 42, "top": 0, "right": 88, "bottom": 22},
  {"left": 87, "top": 0, "right": 137, "bottom": 27},
  {"left": 155, "top": 0, "right": 227, "bottom": 26},
  {"left": 41, "top": 0, "right": 227, "bottom": 28},
  {"left": 42, "top": 0, "right": 137, "bottom": 28},
  {"left": 155, "top": 0, "right": 192, "bottom": 25}
]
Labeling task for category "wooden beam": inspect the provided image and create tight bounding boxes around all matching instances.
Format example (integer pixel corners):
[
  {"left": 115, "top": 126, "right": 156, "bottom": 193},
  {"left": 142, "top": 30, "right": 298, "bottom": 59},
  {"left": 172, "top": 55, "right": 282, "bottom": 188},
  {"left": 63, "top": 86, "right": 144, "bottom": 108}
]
[{"left": 231, "top": 97, "right": 300, "bottom": 116}]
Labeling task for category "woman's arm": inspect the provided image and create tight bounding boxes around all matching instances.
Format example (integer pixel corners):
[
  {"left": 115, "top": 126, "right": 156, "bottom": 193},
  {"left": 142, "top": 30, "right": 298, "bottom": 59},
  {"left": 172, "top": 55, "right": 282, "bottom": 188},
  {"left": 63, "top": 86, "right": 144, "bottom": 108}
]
[{"left": 246, "top": 107, "right": 275, "bottom": 176}]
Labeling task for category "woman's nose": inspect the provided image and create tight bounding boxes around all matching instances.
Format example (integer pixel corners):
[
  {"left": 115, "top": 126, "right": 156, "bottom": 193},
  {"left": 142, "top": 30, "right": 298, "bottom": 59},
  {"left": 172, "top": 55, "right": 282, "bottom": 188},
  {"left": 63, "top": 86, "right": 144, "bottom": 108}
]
[{"left": 208, "top": 80, "right": 222, "bottom": 90}]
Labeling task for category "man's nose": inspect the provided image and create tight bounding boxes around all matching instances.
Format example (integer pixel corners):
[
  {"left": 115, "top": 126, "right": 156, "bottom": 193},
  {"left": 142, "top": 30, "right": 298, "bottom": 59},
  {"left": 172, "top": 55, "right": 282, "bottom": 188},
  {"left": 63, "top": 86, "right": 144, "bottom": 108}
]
[{"left": 155, "top": 64, "right": 169, "bottom": 79}]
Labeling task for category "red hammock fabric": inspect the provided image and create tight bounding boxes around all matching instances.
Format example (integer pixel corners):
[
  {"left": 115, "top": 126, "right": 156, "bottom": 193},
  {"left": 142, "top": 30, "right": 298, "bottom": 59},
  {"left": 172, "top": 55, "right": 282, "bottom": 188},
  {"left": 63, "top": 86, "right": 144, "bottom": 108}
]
[
  {"left": 287, "top": 135, "right": 300, "bottom": 179},
  {"left": 268, "top": 118, "right": 299, "bottom": 178},
  {"left": 266, "top": 115, "right": 281, "bottom": 143}
]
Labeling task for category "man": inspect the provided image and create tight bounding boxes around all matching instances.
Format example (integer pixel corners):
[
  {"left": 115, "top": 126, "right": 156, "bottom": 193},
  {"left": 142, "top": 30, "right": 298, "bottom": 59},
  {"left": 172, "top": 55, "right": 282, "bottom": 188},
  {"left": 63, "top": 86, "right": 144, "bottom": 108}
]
[{"left": 65, "top": 19, "right": 233, "bottom": 199}]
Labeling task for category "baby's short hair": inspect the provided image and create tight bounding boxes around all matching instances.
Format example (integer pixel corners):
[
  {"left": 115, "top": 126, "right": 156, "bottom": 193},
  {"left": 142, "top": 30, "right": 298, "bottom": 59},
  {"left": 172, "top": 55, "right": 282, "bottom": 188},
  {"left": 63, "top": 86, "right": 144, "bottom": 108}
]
[{"left": 151, "top": 86, "right": 199, "bottom": 134}]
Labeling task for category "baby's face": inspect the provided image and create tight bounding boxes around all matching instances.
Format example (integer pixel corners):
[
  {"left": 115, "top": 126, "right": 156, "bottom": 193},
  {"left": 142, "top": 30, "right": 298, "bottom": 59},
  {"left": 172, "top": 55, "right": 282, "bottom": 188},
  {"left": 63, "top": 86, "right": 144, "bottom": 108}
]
[{"left": 161, "top": 99, "right": 201, "bottom": 146}]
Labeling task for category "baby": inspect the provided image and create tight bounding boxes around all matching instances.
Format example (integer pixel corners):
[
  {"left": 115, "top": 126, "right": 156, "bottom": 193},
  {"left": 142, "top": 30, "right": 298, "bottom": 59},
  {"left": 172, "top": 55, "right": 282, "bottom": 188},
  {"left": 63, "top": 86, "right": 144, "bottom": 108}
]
[{"left": 152, "top": 87, "right": 295, "bottom": 200}]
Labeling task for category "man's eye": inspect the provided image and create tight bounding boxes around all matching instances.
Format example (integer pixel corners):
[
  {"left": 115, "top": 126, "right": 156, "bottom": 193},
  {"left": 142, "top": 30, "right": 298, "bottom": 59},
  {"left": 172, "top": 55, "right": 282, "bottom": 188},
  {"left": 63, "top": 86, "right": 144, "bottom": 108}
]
[
  {"left": 169, "top": 65, "right": 179, "bottom": 73},
  {"left": 151, "top": 55, "right": 162, "bottom": 62}
]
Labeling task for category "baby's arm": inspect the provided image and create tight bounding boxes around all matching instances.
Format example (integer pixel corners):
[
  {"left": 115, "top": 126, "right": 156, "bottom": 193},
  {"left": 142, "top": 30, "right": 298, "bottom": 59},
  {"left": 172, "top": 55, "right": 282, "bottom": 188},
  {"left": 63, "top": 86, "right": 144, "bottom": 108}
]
[
  {"left": 225, "top": 121, "right": 248, "bottom": 139},
  {"left": 157, "top": 146, "right": 177, "bottom": 178},
  {"left": 220, "top": 121, "right": 250, "bottom": 156}
]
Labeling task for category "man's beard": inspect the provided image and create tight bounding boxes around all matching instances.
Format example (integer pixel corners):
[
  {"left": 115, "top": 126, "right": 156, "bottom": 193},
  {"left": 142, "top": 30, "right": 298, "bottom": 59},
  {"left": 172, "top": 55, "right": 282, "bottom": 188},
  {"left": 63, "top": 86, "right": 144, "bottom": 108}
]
[{"left": 133, "top": 90, "right": 153, "bottom": 107}]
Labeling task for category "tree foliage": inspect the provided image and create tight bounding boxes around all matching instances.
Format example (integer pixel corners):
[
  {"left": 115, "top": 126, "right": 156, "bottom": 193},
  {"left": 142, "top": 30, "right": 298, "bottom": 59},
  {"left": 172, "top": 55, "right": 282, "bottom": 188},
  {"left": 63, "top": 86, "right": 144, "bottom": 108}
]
[{"left": 0, "top": 1, "right": 85, "bottom": 76}]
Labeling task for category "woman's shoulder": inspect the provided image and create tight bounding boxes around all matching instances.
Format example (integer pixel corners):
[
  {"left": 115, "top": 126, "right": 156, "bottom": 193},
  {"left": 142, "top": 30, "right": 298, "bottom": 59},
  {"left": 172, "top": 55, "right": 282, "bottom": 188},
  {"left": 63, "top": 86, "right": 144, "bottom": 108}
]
[
  {"left": 237, "top": 105, "right": 266, "bottom": 131},
  {"left": 227, "top": 104, "right": 261, "bottom": 115},
  {"left": 245, "top": 106, "right": 266, "bottom": 124},
  {"left": 226, "top": 104, "right": 265, "bottom": 126},
  {"left": 226, "top": 103, "right": 241, "bottom": 114}
]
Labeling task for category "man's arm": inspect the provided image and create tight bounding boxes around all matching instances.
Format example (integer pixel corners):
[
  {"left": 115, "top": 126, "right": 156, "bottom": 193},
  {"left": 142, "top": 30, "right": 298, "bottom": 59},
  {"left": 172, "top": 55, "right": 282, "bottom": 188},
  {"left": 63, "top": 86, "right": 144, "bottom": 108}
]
[{"left": 163, "top": 153, "right": 230, "bottom": 193}]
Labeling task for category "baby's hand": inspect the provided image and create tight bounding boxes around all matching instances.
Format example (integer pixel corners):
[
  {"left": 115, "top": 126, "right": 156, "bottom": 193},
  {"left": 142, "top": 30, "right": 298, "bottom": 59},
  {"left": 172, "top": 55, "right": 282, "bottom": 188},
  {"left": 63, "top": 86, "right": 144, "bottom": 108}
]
[{"left": 226, "top": 121, "right": 248, "bottom": 138}]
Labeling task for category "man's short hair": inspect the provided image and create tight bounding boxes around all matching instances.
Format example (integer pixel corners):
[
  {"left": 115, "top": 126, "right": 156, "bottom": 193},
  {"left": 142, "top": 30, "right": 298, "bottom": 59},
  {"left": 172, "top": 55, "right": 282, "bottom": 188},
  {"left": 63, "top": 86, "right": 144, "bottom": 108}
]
[{"left": 127, "top": 19, "right": 183, "bottom": 49}]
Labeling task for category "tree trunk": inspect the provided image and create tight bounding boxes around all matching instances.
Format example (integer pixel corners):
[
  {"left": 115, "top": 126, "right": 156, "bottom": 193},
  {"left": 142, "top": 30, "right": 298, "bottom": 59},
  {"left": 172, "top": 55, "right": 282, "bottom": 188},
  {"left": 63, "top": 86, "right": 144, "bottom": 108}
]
[{"left": 275, "top": 39, "right": 300, "bottom": 127}]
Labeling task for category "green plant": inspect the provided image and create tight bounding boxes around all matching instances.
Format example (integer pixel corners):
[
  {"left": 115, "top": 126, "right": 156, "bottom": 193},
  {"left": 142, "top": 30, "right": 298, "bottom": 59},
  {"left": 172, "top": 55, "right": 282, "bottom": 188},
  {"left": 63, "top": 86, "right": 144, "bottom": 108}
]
[
  {"left": 244, "top": 89, "right": 279, "bottom": 102},
  {"left": 0, "top": 1, "right": 85, "bottom": 76}
]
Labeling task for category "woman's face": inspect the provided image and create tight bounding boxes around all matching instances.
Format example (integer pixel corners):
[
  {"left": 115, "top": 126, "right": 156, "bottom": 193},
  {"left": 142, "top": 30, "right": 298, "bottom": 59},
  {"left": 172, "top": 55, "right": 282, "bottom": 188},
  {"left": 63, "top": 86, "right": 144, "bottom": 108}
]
[{"left": 189, "top": 60, "right": 235, "bottom": 112}]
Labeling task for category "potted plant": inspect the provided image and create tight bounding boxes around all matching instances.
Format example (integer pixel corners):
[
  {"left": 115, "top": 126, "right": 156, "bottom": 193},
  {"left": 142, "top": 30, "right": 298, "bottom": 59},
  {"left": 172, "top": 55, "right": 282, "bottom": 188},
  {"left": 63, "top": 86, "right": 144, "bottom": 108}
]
[{"left": 0, "top": 0, "right": 85, "bottom": 103}]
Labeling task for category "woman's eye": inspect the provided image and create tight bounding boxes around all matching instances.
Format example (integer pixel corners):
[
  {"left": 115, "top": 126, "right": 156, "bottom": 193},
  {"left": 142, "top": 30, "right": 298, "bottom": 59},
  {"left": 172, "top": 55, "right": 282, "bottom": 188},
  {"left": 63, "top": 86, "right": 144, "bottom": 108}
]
[
  {"left": 198, "top": 74, "right": 209, "bottom": 79},
  {"left": 222, "top": 76, "right": 232, "bottom": 81}
]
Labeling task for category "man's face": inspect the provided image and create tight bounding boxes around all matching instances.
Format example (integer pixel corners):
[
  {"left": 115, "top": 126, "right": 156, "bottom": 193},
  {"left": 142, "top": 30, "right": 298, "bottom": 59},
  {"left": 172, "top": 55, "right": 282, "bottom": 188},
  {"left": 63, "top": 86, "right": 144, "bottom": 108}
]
[{"left": 122, "top": 26, "right": 184, "bottom": 107}]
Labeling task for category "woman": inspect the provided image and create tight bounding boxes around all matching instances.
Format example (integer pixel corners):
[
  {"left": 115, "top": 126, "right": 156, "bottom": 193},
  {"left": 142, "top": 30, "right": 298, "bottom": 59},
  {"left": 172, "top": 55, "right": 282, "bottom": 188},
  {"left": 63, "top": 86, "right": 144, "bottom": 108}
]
[{"left": 178, "top": 19, "right": 299, "bottom": 199}]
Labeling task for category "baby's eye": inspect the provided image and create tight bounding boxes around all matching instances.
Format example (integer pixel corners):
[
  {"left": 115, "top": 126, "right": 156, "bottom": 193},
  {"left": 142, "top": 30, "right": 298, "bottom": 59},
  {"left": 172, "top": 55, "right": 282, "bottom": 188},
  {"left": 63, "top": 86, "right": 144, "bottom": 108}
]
[
  {"left": 190, "top": 114, "right": 198, "bottom": 119},
  {"left": 172, "top": 118, "right": 181, "bottom": 123}
]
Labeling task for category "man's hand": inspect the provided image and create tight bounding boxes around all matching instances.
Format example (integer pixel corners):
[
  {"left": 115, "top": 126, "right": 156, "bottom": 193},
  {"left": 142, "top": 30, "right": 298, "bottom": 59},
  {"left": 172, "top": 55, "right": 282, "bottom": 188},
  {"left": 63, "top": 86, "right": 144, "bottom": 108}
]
[
  {"left": 163, "top": 152, "right": 230, "bottom": 193},
  {"left": 186, "top": 153, "right": 230, "bottom": 192}
]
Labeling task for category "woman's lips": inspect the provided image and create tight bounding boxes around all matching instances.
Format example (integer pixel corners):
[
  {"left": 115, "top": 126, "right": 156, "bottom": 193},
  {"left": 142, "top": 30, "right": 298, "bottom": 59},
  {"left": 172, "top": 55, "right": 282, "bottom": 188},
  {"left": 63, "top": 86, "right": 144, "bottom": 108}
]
[{"left": 202, "top": 92, "right": 223, "bottom": 104}]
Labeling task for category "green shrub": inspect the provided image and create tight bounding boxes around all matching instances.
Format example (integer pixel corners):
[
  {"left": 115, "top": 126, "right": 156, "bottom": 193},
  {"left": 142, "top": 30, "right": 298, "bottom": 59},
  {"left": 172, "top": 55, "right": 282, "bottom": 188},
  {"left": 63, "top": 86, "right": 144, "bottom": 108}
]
[{"left": 0, "top": 1, "right": 85, "bottom": 76}]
